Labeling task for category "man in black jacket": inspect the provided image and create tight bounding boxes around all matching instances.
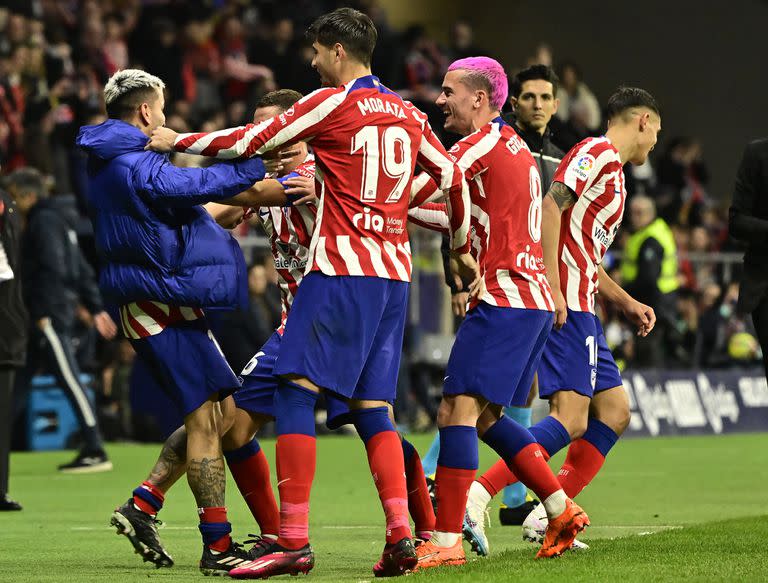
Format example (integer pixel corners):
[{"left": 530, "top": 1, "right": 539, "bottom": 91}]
[
  {"left": 729, "top": 138, "right": 768, "bottom": 378},
  {"left": 0, "top": 184, "right": 27, "bottom": 510},
  {"left": 505, "top": 65, "right": 565, "bottom": 193},
  {"left": 7, "top": 168, "right": 117, "bottom": 473}
]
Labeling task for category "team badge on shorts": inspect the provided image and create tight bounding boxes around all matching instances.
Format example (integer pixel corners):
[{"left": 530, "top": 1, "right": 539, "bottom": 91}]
[{"left": 590, "top": 367, "right": 597, "bottom": 390}]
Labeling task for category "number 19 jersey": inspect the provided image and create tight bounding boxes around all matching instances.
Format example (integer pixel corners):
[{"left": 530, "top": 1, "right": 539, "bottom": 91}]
[{"left": 173, "top": 75, "right": 470, "bottom": 282}]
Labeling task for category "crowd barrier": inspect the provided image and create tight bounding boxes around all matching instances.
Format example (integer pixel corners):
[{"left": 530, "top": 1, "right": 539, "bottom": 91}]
[{"left": 621, "top": 369, "right": 768, "bottom": 437}]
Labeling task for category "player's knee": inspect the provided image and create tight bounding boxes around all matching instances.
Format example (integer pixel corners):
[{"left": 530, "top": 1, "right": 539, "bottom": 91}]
[
  {"left": 567, "top": 417, "right": 589, "bottom": 440},
  {"left": 475, "top": 406, "right": 502, "bottom": 437},
  {"left": 219, "top": 399, "right": 237, "bottom": 436},
  {"left": 185, "top": 399, "right": 221, "bottom": 437},
  {"left": 596, "top": 402, "right": 631, "bottom": 436}
]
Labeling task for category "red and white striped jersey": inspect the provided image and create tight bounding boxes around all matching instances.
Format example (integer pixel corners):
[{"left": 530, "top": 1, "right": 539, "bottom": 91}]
[
  {"left": 119, "top": 301, "right": 204, "bottom": 339},
  {"left": 552, "top": 136, "right": 626, "bottom": 313},
  {"left": 173, "top": 75, "right": 470, "bottom": 282},
  {"left": 254, "top": 156, "right": 317, "bottom": 333},
  {"left": 408, "top": 118, "right": 554, "bottom": 311}
]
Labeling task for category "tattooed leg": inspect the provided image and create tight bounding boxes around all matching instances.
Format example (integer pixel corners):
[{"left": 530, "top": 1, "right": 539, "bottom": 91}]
[
  {"left": 146, "top": 426, "right": 188, "bottom": 493},
  {"left": 185, "top": 399, "right": 227, "bottom": 509}
]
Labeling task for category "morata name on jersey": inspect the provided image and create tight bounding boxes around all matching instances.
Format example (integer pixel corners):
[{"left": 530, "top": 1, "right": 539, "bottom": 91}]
[{"left": 357, "top": 97, "right": 407, "bottom": 119}]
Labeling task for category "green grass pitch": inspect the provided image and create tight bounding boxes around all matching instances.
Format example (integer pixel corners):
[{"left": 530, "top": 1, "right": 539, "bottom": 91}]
[{"left": 2, "top": 433, "right": 767, "bottom": 582}]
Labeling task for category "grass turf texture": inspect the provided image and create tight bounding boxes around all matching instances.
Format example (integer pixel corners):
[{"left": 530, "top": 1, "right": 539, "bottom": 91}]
[{"left": 1, "top": 433, "right": 767, "bottom": 582}]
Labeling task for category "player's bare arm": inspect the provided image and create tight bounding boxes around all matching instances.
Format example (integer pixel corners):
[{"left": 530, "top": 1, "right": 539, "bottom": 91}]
[
  {"left": 597, "top": 265, "right": 656, "bottom": 336},
  {"left": 218, "top": 179, "right": 291, "bottom": 208},
  {"left": 204, "top": 203, "right": 246, "bottom": 229},
  {"left": 541, "top": 181, "right": 576, "bottom": 328},
  {"left": 548, "top": 181, "right": 577, "bottom": 211}
]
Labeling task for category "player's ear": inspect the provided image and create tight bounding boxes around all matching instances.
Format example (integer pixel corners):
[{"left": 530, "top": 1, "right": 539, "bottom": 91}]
[
  {"left": 509, "top": 96, "right": 518, "bottom": 110},
  {"left": 334, "top": 43, "right": 344, "bottom": 62},
  {"left": 638, "top": 111, "right": 650, "bottom": 132},
  {"left": 552, "top": 97, "right": 560, "bottom": 114}
]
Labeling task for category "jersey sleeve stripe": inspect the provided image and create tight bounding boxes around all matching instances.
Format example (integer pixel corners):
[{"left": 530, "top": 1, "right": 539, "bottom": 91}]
[
  {"left": 252, "top": 88, "right": 351, "bottom": 156},
  {"left": 455, "top": 129, "right": 499, "bottom": 174}
]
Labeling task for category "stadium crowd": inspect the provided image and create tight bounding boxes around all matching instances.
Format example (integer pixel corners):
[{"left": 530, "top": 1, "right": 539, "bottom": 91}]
[{"left": 0, "top": 0, "right": 759, "bottom": 445}]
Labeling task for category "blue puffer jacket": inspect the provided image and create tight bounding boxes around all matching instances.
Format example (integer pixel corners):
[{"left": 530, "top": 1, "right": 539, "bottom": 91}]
[{"left": 76, "top": 119, "right": 265, "bottom": 310}]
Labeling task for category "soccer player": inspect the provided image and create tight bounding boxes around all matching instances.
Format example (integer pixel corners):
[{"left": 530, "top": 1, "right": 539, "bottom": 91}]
[
  {"left": 463, "top": 87, "right": 661, "bottom": 549},
  {"left": 147, "top": 10, "right": 478, "bottom": 576},
  {"left": 406, "top": 57, "right": 588, "bottom": 571},
  {"left": 418, "top": 65, "right": 568, "bottom": 535},
  {"left": 77, "top": 69, "right": 270, "bottom": 573}
]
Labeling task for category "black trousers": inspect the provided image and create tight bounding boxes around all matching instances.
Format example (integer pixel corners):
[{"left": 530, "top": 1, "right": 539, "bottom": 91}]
[
  {"left": 752, "top": 295, "right": 768, "bottom": 381},
  {"left": 0, "top": 367, "right": 14, "bottom": 496},
  {"left": 15, "top": 321, "right": 103, "bottom": 452}
]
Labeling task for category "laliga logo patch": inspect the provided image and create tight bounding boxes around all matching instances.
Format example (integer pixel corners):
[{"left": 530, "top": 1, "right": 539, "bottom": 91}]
[{"left": 574, "top": 155, "right": 595, "bottom": 180}]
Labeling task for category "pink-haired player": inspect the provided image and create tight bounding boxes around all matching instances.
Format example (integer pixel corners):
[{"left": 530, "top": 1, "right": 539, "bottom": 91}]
[{"left": 412, "top": 57, "right": 589, "bottom": 570}]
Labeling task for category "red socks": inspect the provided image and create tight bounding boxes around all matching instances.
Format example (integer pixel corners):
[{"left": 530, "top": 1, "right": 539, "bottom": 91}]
[
  {"left": 364, "top": 431, "right": 412, "bottom": 544},
  {"left": 275, "top": 434, "right": 316, "bottom": 550},
  {"left": 227, "top": 448, "right": 280, "bottom": 537},
  {"left": 557, "top": 438, "right": 606, "bottom": 498},
  {"left": 132, "top": 480, "right": 165, "bottom": 516},
  {"left": 199, "top": 506, "right": 232, "bottom": 552},
  {"left": 477, "top": 459, "right": 517, "bottom": 497},
  {"left": 404, "top": 446, "right": 436, "bottom": 535},
  {"left": 507, "top": 443, "right": 561, "bottom": 502},
  {"left": 434, "top": 465, "right": 476, "bottom": 533},
  {"left": 477, "top": 444, "right": 551, "bottom": 496}
]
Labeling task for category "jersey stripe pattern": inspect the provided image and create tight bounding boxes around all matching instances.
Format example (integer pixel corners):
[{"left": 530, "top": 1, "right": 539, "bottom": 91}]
[
  {"left": 255, "top": 156, "right": 317, "bottom": 333},
  {"left": 173, "top": 75, "right": 470, "bottom": 282},
  {"left": 119, "top": 301, "right": 204, "bottom": 339},
  {"left": 409, "top": 119, "right": 554, "bottom": 311},
  {"left": 552, "top": 136, "right": 626, "bottom": 313}
]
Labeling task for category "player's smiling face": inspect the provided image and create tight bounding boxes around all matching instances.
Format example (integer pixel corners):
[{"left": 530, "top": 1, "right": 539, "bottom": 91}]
[
  {"left": 436, "top": 70, "right": 475, "bottom": 136},
  {"left": 311, "top": 41, "right": 339, "bottom": 87},
  {"left": 513, "top": 79, "right": 558, "bottom": 133}
]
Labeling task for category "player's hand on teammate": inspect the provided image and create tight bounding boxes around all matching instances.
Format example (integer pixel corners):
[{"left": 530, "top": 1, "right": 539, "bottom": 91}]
[
  {"left": 451, "top": 252, "right": 484, "bottom": 301},
  {"left": 284, "top": 175, "right": 316, "bottom": 205},
  {"left": 146, "top": 126, "right": 179, "bottom": 153},
  {"left": 552, "top": 289, "right": 567, "bottom": 330},
  {"left": 263, "top": 146, "right": 302, "bottom": 173},
  {"left": 452, "top": 291, "right": 469, "bottom": 317},
  {"left": 622, "top": 299, "right": 656, "bottom": 337},
  {"left": 94, "top": 311, "right": 118, "bottom": 340}
]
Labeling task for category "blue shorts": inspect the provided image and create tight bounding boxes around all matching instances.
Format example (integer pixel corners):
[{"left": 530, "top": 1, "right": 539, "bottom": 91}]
[
  {"left": 538, "top": 310, "right": 623, "bottom": 399},
  {"left": 130, "top": 319, "right": 240, "bottom": 418},
  {"left": 273, "top": 272, "right": 408, "bottom": 402},
  {"left": 233, "top": 330, "right": 282, "bottom": 418},
  {"left": 443, "top": 303, "right": 553, "bottom": 408}
]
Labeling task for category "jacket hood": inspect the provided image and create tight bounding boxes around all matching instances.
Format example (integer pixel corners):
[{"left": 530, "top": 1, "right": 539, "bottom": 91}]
[{"left": 76, "top": 119, "right": 149, "bottom": 161}]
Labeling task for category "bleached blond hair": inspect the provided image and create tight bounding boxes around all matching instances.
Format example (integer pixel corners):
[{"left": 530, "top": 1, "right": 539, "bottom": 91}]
[{"left": 104, "top": 69, "right": 165, "bottom": 106}]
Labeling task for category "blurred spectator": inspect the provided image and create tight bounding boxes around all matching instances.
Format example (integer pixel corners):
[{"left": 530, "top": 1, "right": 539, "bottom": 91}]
[
  {"left": 212, "top": 263, "right": 282, "bottom": 374},
  {"left": 400, "top": 25, "right": 447, "bottom": 105},
  {"left": 621, "top": 196, "right": 679, "bottom": 366},
  {"left": 7, "top": 168, "right": 116, "bottom": 473},
  {"left": 101, "top": 339, "right": 136, "bottom": 440},
  {"left": 0, "top": 177, "right": 26, "bottom": 510},
  {"left": 554, "top": 61, "right": 601, "bottom": 139},
  {"left": 447, "top": 20, "right": 484, "bottom": 62},
  {"left": 697, "top": 282, "right": 760, "bottom": 367},
  {"left": 656, "top": 137, "right": 709, "bottom": 226}
]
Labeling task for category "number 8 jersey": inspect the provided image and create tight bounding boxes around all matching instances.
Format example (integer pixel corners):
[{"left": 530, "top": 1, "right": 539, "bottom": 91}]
[
  {"left": 444, "top": 117, "right": 554, "bottom": 311},
  {"left": 172, "top": 75, "right": 470, "bottom": 282}
]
